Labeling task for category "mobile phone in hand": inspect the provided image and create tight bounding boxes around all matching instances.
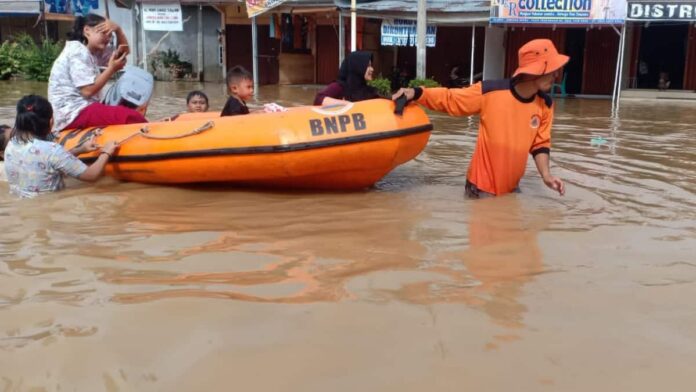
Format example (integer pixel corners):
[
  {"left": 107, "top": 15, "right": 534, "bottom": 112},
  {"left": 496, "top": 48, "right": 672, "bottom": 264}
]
[{"left": 117, "top": 44, "right": 129, "bottom": 57}]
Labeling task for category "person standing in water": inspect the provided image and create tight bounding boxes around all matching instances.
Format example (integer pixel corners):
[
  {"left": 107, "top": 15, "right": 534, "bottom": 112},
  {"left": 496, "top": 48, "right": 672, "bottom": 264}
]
[
  {"left": 48, "top": 14, "right": 147, "bottom": 133},
  {"left": 3, "top": 95, "right": 118, "bottom": 198},
  {"left": 393, "top": 39, "right": 568, "bottom": 198}
]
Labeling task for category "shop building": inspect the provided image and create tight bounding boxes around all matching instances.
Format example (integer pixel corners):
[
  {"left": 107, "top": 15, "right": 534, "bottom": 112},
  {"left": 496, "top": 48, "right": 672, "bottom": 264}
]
[
  {"left": 623, "top": 0, "right": 696, "bottom": 98},
  {"left": 488, "top": 0, "right": 627, "bottom": 96}
]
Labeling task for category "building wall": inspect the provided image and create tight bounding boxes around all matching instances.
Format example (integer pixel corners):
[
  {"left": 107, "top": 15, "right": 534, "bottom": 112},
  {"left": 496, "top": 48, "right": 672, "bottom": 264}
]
[
  {"left": 143, "top": 5, "right": 223, "bottom": 82},
  {"left": 0, "top": 16, "right": 43, "bottom": 42},
  {"left": 279, "top": 53, "right": 314, "bottom": 84},
  {"left": 108, "top": 0, "right": 137, "bottom": 65}
]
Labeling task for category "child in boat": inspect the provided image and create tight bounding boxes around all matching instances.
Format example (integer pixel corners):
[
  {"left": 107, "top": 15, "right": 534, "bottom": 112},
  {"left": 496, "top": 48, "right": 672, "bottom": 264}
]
[
  {"left": 221, "top": 66, "right": 253, "bottom": 117},
  {"left": 48, "top": 14, "right": 147, "bottom": 132},
  {"left": 186, "top": 90, "right": 209, "bottom": 113},
  {"left": 3, "top": 95, "right": 118, "bottom": 198},
  {"left": 392, "top": 39, "right": 567, "bottom": 198}
]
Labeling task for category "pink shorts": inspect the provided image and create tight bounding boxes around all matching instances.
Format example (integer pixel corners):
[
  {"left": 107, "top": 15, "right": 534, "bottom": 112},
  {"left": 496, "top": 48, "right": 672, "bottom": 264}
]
[{"left": 65, "top": 102, "right": 147, "bottom": 130}]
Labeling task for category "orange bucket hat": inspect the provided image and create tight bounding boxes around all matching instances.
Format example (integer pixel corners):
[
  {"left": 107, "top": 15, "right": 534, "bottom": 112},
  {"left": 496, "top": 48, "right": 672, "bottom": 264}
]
[{"left": 513, "top": 39, "right": 569, "bottom": 77}]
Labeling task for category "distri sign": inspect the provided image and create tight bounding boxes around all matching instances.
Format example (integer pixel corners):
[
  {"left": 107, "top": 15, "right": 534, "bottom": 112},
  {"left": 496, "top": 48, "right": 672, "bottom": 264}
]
[{"left": 628, "top": 1, "right": 696, "bottom": 20}]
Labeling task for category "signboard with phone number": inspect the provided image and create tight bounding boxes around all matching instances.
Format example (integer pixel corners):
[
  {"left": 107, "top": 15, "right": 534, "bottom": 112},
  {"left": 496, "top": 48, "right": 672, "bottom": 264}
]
[{"left": 142, "top": 2, "right": 183, "bottom": 32}]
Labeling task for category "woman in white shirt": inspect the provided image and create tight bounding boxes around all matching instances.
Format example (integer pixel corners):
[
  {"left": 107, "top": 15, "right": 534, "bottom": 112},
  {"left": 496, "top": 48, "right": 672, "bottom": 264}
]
[{"left": 48, "top": 14, "right": 147, "bottom": 133}]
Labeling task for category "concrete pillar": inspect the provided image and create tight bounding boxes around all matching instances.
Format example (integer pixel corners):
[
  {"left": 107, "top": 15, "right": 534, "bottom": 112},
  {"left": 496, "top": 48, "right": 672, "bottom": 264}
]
[
  {"left": 252, "top": 16, "right": 259, "bottom": 92},
  {"left": 483, "top": 25, "right": 506, "bottom": 80},
  {"left": 197, "top": 5, "right": 204, "bottom": 82},
  {"left": 339, "top": 12, "right": 345, "bottom": 65}
]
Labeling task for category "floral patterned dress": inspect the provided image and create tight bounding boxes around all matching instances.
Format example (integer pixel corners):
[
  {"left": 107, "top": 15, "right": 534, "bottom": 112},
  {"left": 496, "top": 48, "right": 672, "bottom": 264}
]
[{"left": 3, "top": 138, "right": 87, "bottom": 198}]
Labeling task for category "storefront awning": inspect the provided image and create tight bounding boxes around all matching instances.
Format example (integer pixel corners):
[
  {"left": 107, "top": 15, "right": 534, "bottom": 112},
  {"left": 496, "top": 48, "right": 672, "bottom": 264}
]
[
  {"left": 333, "top": 0, "right": 489, "bottom": 13},
  {"left": 332, "top": 0, "right": 490, "bottom": 24},
  {"left": 273, "top": 0, "right": 336, "bottom": 13},
  {"left": 0, "top": 0, "right": 41, "bottom": 15},
  {"left": 134, "top": 0, "right": 244, "bottom": 4}
]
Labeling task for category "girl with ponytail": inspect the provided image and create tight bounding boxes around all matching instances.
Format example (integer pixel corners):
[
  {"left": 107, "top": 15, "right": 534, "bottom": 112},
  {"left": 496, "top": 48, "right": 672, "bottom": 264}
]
[
  {"left": 48, "top": 13, "right": 147, "bottom": 133},
  {"left": 3, "top": 95, "right": 118, "bottom": 198}
]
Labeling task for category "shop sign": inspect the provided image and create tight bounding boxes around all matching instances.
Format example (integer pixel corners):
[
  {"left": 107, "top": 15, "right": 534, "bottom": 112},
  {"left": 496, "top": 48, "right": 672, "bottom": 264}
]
[
  {"left": 490, "top": 0, "right": 627, "bottom": 24},
  {"left": 142, "top": 2, "right": 183, "bottom": 31},
  {"left": 246, "top": 0, "right": 287, "bottom": 18},
  {"left": 380, "top": 19, "right": 437, "bottom": 48},
  {"left": 44, "top": 0, "right": 99, "bottom": 16},
  {"left": 628, "top": 1, "right": 696, "bottom": 20}
]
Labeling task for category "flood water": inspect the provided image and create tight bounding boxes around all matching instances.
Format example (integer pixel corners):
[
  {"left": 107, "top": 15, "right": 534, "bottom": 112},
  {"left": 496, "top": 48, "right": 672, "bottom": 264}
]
[{"left": 1, "top": 81, "right": 695, "bottom": 391}]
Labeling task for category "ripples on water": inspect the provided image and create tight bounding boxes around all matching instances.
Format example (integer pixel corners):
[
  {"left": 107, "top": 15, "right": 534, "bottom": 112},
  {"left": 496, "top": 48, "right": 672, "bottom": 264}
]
[
  {"left": 0, "top": 81, "right": 695, "bottom": 389},
  {"left": 0, "top": 82, "right": 694, "bottom": 306}
]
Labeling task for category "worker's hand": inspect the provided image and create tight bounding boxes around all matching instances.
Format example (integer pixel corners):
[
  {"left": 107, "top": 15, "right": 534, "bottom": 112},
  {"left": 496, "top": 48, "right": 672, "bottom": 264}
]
[
  {"left": 543, "top": 175, "right": 565, "bottom": 196},
  {"left": 78, "top": 135, "right": 100, "bottom": 154},
  {"left": 392, "top": 88, "right": 416, "bottom": 101},
  {"left": 100, "top": 140, "right": 119, "bottom": 156}
]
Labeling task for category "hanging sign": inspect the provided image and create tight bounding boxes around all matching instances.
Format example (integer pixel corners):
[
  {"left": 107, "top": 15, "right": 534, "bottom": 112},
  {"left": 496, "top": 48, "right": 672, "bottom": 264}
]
[
  {"left": 380, "top": 19, "right": 437, "bottom": 48},
  {"left": 246, "top": 0, "right": 287, "bottom": 18},
  {"left": 42, "top": 0, "right": 99, "bottom": 15},
  {"left": 627, "top": 1, "right": 696, "bottom": 20},
  {"left": 142, "top": 2, "right": 183, "bottom": 31},
  {"left": 490, "top": 0, "right": 627, "bottom": 24}
]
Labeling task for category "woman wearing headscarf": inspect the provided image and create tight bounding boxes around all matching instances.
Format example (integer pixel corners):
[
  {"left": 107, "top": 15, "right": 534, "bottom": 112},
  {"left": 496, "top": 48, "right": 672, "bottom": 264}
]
[{"left": 313, "top": 51, "right": 379, "bottom": 105}]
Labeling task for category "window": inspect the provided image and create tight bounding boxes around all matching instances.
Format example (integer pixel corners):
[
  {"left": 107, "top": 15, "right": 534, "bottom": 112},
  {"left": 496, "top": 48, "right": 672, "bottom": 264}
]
[{"left": 281, "top": 13, "right": 310, "bottom": 54}]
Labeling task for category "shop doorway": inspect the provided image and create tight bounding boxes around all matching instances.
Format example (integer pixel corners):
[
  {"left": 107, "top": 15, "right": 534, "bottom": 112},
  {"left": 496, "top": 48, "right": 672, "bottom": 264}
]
[
  {"left": 316, "top": 25, "right": 339, "bottom": 84},
  {"left": 225, "top": 24, "right": 279, "bottom": 85},
  {"left": 636, "top": 23, "right": 688, "bottom": 89},
  {"left": 564, "top": 29, "right": 586, "bottom": 95}
]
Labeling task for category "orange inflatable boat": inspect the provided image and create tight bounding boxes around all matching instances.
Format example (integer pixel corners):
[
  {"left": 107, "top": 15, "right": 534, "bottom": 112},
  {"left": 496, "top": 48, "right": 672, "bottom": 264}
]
[{"left": 57, "top": 99, "right": 432, "bottom": 190}]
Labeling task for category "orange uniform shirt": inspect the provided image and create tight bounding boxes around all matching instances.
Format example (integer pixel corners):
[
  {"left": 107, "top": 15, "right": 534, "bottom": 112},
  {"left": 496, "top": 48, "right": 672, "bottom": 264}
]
[{"left": 416, "top": 80, "right": 553, "bottom": 195}]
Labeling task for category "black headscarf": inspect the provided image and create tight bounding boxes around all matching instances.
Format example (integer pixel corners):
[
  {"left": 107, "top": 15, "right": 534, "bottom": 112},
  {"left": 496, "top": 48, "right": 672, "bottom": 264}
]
[
  {"left": 336, "top": 58, "right": 348, "bottom": 87},
  {"left": 343, "top": 51, "right": 379, "bottom": 102}
]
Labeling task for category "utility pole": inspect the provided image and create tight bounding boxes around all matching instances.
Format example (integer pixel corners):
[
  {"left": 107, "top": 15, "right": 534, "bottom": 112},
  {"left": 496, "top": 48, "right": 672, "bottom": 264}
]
[
  {"left": 350, "top": 0, "right": 357, "bottom": 51},
  {"left": 416, "top": 0, "right": 427, "bottom": 78}
]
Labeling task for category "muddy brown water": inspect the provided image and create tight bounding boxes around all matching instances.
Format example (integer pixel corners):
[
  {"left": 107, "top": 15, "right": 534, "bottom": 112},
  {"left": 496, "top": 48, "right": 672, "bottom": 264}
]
[{"left": 0, "top": 81, "right": 695, "bottom": 391}]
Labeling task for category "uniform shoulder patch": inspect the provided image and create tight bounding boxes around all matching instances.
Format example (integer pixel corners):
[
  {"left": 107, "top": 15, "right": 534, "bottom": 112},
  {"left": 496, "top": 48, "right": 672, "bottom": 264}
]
[{"left": 481, "top": 79, "right": 512, "bottom": 95}]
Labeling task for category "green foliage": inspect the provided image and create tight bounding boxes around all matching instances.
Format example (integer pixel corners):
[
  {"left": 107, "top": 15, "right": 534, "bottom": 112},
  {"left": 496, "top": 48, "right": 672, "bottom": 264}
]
[
  {"left": 0, "top": 34, "right": 64, "bottom": 81},
  {"left": 150, "top": 49, "right": 193, "bottom": 79},
  {"left": 16, "top": 35, "right": 64, "bottom": 81},
  {"left": 408, "top": 77, "right": 441, "bottom": 88},
  {"left": 368, "top": 76, "right": 392, "bottom": 97},
  {"left": 0, "top": 41, "right": 21, "bottom": 80}
]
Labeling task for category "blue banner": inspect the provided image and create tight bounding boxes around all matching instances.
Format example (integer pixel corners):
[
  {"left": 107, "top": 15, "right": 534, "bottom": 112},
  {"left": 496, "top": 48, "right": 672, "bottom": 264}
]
[{"left": 380, "top": 19, "right": 437, "bottom": 48}]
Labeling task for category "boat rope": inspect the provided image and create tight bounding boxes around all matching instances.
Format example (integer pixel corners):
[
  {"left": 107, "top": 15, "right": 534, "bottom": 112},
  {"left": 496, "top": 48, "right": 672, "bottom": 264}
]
[{"left": 118, "top": 121, "right": 215, "bottom": 145}]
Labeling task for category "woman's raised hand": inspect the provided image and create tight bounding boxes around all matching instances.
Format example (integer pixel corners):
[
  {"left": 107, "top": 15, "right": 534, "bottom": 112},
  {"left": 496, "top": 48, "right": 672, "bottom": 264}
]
[{"left": 95, "top": 19, "right": 121, "bottom": 36}]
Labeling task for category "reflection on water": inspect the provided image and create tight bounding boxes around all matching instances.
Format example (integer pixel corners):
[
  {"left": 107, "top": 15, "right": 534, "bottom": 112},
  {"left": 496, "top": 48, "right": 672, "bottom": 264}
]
[{"left": 1, "top": 81, "right": 695, "bottom": 390}]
